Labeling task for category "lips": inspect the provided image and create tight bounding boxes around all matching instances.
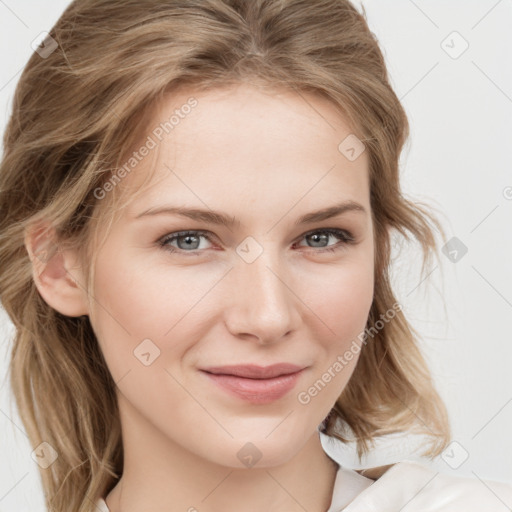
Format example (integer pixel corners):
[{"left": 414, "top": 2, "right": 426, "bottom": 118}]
[
  {"left": 200, "top": 363, "right": 305, "bottom": 404},
  {"left": 201, "top": 363, "right": 304, "bottom": 379}
]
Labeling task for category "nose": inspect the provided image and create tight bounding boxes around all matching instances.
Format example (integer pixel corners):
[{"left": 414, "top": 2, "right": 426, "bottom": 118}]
[{"left": 223, "top": 245, "right": 301, "bottom": 345}]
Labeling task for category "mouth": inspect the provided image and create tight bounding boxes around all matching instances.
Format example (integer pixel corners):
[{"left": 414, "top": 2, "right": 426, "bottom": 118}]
[
  {"left": 199, "top": 364, "right": 306, "bottom": 404},
  {"left": 201, "top": 363, "right": 304, "bottom": 379}
]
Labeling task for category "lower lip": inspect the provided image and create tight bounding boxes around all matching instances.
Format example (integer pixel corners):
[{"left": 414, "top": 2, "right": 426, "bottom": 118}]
[{"left": 201, "top": 370, "right": 303, "bottom": 404}]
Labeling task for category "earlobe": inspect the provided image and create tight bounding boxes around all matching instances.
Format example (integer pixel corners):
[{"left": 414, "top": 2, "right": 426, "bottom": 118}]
[{"left": 24, "top": 223, "right": 89, "bottom": 318}]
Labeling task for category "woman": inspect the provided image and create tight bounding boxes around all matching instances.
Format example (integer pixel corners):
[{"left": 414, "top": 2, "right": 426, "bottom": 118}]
[{"left": 0, "top": 1, "right": 510, "bottom": 511}]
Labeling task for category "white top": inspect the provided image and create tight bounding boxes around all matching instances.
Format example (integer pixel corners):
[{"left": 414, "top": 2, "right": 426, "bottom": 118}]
[{"left": 95, "top": 449, "right": 512, "bottom": 511}]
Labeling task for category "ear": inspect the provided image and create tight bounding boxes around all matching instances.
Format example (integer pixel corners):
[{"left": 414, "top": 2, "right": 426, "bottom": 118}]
[{"left": 24, "top": 222, "right": 89, "bottom": 317}]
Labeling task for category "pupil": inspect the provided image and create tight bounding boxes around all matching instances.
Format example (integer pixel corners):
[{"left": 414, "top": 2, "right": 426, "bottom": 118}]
[{"left": 181, "top": 235, "right": 198, "bottom": 249}]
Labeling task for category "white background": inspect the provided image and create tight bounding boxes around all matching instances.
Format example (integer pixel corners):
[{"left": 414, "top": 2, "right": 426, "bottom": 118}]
[{"left": 1, "top": 0, "right": 511, "bottom": 510}]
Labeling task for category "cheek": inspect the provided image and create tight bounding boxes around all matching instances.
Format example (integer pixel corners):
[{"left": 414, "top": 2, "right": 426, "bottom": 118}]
[
  {"left": 89, "top": 244, "right": 221, "bottom": 381},
  {"left": 296, "top": 261, "right": 374, "bottom": 408},
  {"left": 303, "top": 254, "right": 374, "bottom": 350},
  {"left": 333, "top": 271, "right": 373, "bottom": 340},
  {"left": 88, "top": 247, "right": 173, "bottom": 379}
]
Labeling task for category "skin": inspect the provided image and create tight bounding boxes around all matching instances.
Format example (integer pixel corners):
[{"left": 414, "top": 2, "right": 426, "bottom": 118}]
[{"left": 26, "top": 82, "right": 375, "bottom": 512}]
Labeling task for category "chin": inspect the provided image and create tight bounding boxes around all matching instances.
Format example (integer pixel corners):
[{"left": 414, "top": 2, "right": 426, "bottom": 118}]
[{"left": 206, "top": 428, "right": 313, "bottom": 469}]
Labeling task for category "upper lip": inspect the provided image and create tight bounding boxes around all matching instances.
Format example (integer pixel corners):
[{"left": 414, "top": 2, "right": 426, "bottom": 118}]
[{"left": 201, "top": 363, "right": 304, "bottom": 379}]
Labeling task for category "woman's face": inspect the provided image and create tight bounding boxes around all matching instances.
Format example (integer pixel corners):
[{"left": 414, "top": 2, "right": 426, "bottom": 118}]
[{"left": 88, "top": 82, "right": 374, "bottom": 468}]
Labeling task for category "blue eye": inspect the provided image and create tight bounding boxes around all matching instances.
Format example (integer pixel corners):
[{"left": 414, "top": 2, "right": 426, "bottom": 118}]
[
  {"left": 296, "top": 228, "right": 355, "bottom": 253},
  {"left": 158, "top": 230, "right": 213, "bottom": 255},
  {"left": 157, "top": 228, "right": 355, "bottom": 256}
]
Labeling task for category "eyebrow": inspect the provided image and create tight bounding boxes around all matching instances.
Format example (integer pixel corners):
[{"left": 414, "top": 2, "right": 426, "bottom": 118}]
[{"left": 134, "top": 200, "right": 367, "bottom": 228}]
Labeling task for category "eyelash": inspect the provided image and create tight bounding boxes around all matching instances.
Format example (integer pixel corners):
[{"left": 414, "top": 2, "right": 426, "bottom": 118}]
[{"left": 157, "top": 228, "right": 356, "bottom": 256}]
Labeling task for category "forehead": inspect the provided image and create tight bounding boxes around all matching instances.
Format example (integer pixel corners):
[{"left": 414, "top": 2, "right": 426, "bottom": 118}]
[{"left": 116, "top": 82, "right": 370, "bottom": 220}]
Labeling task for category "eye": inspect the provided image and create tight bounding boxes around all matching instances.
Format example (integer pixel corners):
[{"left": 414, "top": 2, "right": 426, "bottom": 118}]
[
  {"left": 292, "top": 228, "right": 355, "bottom": 252},
  {"left": 293, "top": 228, "right": 355, "bottom": 253},
  {"left": 157, "top": 228, "right": 356, "bottom": 255},
  {"left": 158, "top": 230, "right": 214, "bottom": 255}
]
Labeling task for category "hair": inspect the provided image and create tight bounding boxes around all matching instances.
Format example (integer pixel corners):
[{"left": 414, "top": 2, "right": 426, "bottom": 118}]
[{"left": 0, "top": 0, "right": 451, "bottom": 510}]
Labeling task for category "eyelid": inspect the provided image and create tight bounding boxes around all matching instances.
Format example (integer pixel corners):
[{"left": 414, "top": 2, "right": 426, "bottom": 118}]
[{"left": 297, "top": 227, "right": 355, "bottom": 242}]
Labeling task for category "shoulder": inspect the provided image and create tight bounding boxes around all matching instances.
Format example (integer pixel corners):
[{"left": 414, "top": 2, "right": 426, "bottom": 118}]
[{"left": 343, "top": 460, "right": 512, "bottom": 511}]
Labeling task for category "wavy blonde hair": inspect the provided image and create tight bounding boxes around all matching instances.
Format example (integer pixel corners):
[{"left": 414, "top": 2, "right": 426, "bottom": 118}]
[{"left": 0, "top": 0, "right": 451, "bottom": 510}]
